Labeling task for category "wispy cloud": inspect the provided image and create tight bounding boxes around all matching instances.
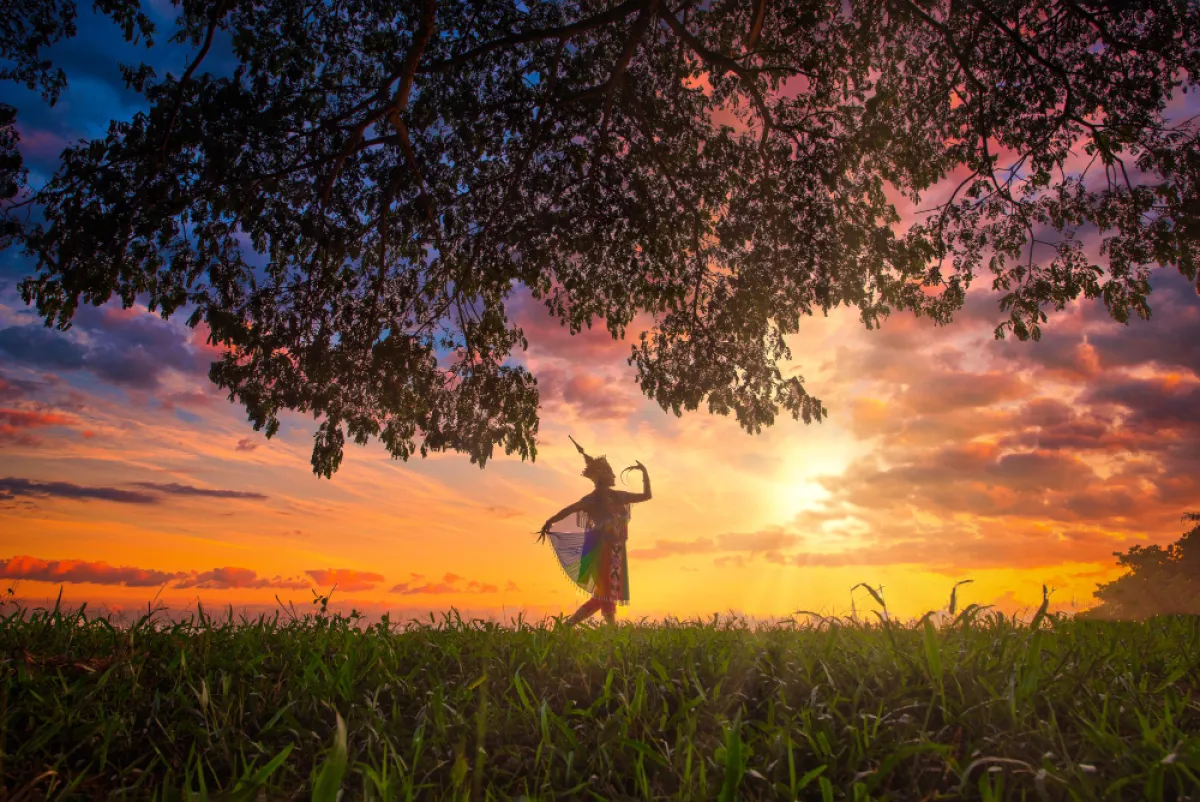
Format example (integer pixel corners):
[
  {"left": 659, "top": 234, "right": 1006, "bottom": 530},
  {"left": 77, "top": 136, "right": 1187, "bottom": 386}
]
[
  {"left": 390, "top": 571, "right": 502, "bottom": 595},
  {"left": 0, "top": 477, "right": 268, "bottom": 504},
  {"left": 0, "top": 478, "right": 158, "bottom": 504},
  {"left": 132, "top": 482, "right": 268, "bottom": 500}
]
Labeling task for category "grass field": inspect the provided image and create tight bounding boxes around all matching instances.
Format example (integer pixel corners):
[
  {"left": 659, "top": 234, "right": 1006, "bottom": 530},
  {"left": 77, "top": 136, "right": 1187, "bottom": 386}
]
[{"left": 2, "top": 593, "right": 1199, "bottom": 800}]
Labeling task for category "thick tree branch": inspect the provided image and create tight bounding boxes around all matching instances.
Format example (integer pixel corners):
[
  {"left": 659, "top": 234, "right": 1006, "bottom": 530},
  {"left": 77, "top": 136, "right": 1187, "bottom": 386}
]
[
  {"left": 747, "top": 0, "right": 767, "bottom": 51},
  {"left": 322, "top": 0, "right": 436, "bottom": 206}
]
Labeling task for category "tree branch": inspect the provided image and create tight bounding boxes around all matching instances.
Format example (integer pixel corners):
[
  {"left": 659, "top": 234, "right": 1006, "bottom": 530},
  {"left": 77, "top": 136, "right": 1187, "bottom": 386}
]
[
  {"left": 890, "top": 0, "right": 985, "bottom": 94},
  {"left": 746, "top": 0, "right": 767, "bottom": 51},
  {"left": 323, "top": 0, "right": 436, "bottom": 207},
  {"left": 158, "top": 3, "right": 224, "bottom": 167},
  {"left": 597, "top": 1, "right": 657, "bottom": 156},
  {"left": 659, "top": 9, "right": 772, "bottom": 149},
  {"left": 963, "top": 0, "right": 1071, "bottom": 83},
  {"left": 422, "top": 0, "right": 650, "bottom": 74}
]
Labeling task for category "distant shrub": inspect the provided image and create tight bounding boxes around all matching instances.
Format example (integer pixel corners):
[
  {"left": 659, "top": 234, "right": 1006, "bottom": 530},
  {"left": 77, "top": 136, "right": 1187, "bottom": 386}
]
[{"left": 1086, "top": 513, "right": 1200, "bottom": 620}]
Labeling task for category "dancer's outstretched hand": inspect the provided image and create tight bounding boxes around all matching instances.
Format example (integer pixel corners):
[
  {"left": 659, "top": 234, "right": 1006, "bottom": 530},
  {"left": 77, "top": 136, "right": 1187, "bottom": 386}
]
[
  {"left": 633, "top": 460, "right": 647, "bottom": 473},
  {"left": 536, "top": 521, "right": 551, "bottom": 544}
]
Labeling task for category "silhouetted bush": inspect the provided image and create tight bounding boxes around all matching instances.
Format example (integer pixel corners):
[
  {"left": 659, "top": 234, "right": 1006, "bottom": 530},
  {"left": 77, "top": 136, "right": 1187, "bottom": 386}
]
[{"left": 1086, "top": 513, "right": 1200, "bottom": 620}]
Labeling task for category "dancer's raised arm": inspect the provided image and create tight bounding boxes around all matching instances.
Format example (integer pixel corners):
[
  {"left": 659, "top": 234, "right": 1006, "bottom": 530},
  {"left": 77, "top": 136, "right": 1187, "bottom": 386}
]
[
  {"left": 538, "top": 498, "right": 588, "bottom": 540},
  {"left": 619, "top": 461, "right": 652, "bottom": 503}
]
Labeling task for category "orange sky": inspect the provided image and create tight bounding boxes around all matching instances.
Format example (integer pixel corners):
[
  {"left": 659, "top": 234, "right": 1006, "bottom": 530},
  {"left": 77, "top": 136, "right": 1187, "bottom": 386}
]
[
  {"left": 3, "top": 263, "right": 1197, "bottom": 623},
  {"left": 2, "top": 7, "right": 1198, "bottom": 624}
]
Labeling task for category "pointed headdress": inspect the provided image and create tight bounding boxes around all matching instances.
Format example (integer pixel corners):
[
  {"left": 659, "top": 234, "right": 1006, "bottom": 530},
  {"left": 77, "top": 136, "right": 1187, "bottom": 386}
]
[{"left": 569, "top": 436, "right": 612, "bottom": 480}]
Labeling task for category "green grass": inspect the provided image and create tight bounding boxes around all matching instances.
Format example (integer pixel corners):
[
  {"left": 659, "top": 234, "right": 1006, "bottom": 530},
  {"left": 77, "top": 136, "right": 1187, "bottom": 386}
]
[{"left": 2, "top": 595, "right": 1198, "bottom": 800}]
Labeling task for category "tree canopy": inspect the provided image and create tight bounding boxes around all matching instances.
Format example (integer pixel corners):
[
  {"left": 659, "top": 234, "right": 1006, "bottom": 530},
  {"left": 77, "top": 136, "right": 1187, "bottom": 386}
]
[{"left": 3, "top": 0, "right": 1198, "bottom": 476}]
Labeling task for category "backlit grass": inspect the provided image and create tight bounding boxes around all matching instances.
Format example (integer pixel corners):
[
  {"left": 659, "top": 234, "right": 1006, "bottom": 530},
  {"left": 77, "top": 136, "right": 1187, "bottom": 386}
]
[{"left": 2, "top": 593, "right": 1198, "bottom": 800}]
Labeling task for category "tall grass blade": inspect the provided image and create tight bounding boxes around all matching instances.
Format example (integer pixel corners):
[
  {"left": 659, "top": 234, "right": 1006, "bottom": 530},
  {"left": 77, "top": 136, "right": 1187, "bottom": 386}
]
[
  {"left": 230, "top": 744, "right": 293, "bottom": 801},
  {"left": 922, "top": 616, "right": 944, "bottom": 702},
  {"left": 311, "top": 712, "right": 347, "bottom": 802},
  {"left": 717, "top": 711, "right": 745, "bottom": 802},
  {"left": 949, "top": 580, "right": 974, "bottom": 616}
]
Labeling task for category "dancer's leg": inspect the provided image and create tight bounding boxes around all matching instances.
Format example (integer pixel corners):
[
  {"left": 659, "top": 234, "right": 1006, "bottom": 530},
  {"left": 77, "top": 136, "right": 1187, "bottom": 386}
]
[
  {"left": 568, "top": 597, "right": 603, "bottom": 625},
  {"left": 601, "top": 601, "right": 616, "bottom": 625}
]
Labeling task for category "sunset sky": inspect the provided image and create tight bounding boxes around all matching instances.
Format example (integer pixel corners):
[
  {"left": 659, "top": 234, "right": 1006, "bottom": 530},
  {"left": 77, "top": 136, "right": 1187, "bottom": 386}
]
[{"left": 2, "top": 5, "right": 1197, "bottom": 623}]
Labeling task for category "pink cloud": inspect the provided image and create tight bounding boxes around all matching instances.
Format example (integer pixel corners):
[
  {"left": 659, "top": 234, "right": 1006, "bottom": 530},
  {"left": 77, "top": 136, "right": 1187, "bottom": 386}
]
[
  {"left": 535, "top": 367, "right": 639, "bottom": 420},
  {"left": 0, "top": 555, "right": 181, "bottom": 587},
  {"left": 175, "top": 567, "right": 309, "bottom": 590},
  {"left": 510, "top": 290, "right": 642, "bottom": 363},
  {"left": 305, "top": 568, "right": 385, "bottom": 592},
  {"left": 0, "top": 556, "right": 316, "bottom": 591},
  {"left": 0, "top": 407, "right": 79, "bottom": 446},
  {"left": 393, "top": 582, "right": 459, "bottom": 595},
  {"left": 390, "top": 572, "right": 504, "bottom": 595},
  {"left": 0, "top": 408, "right": 76, "bottom": 428},
  {"left": 13, "top": 125, "right": 68, "bottom": 162}
]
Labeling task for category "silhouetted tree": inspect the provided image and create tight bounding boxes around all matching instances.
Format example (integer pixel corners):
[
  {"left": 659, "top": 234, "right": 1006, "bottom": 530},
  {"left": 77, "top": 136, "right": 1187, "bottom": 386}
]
[
  {"left": 4, "top": 1, "right": 1198, "bottom": 475},
  {"left": 0, "top": 103, "right": 22, "bottom": 250},
  {"left": 1087, "top": 513, "right": 1200, "bottom": 619}
]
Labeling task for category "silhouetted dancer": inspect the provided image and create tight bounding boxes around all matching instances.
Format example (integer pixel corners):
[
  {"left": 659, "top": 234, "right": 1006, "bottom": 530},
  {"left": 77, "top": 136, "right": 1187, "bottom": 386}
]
[{"left": 538, "top": 437, "right": 652, "bottom": 625}]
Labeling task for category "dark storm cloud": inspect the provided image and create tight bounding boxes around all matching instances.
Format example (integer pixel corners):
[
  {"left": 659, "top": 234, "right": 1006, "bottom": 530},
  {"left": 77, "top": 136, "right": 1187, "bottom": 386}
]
[
  {"left": 0, "top": 477, "right": 158, "bottom": 504},
  {"left": 0, "top": 478, "right": 266, "bottom": 504},
  {"left": 0, "top": 326, "right": 87, "bottom": 370},
  {"left": 1084, "top": 377, "right": 1200, "bottom": 431},
  {"left": 996, "top": 272, "right": 1200, "bottom": 379},
  {"left": 0, "top": 305, "right": 209, "bottom": 390},
  {"left": 76, "top": 305, "right": 209, "bottom": 385},
  {"left": 0, "top": 372, "right": 42, "bottom": 401},
  {"left": 1086, "top": 277, "right": 1200, "bottom": 375}
]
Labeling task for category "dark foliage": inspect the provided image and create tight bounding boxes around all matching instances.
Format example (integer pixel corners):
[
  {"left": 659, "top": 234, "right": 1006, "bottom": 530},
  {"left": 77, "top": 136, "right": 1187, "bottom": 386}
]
[
  {"left": 0, "top": 104, "right": 23, "bottom": 250},
  {"left": 0, "top": 0, "right": 153, "bottom": 247},
  {"left": 1088, "top": 512, "right": 1200, "bottom": 619},
  {"left": 5, "top": 0, "right": 1199, "bottom": 475}
]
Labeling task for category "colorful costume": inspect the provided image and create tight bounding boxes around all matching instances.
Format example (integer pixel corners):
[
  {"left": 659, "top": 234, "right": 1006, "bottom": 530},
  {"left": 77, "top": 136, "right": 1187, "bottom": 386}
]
[
  {"left": 540, "top": 436, "right": 650, "bottom": 623},
  {"left": 546, "top": 493, "right": 632, "bottom": 605}
]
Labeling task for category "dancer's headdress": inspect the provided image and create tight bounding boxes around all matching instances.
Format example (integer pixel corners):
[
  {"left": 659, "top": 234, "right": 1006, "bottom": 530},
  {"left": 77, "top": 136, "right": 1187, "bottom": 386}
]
[{"left": 569, "top": 436, "right": 612, "bottom": 481}]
